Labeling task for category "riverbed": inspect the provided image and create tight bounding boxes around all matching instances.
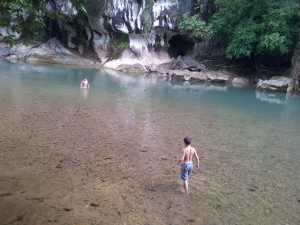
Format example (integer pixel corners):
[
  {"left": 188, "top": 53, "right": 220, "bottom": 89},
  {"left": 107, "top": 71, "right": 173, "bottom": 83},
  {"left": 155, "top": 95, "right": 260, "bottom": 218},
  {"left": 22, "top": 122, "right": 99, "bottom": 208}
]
[{"left": 0, "top": 60, "right": 299, "bottom": 225}]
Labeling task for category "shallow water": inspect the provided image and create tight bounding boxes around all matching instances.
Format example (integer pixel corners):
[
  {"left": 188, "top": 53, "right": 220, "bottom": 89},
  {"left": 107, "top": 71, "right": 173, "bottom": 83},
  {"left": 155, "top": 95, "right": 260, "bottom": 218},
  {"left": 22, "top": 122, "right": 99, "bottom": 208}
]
[{"left": 0, "top": 60, "right": 299, "bottom": 225}]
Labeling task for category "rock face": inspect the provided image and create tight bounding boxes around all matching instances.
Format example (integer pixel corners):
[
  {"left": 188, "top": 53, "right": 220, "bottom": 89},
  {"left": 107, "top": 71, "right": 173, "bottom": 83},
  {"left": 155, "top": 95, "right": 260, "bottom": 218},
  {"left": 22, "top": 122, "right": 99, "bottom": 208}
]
[
  {"left": 1, "top": 38, "right": 97, "bottom": 66},
  {"left": 103, "top": 49, "right": 147, "bottom": 71},
  {"left": 49, "top": 0, "right": 192, "bottom": 69},
  {"left": 1, "top": 0, "right": 194, "bottom": 71},
  {"left": 256, "top": 76, "right": 293, "bottom": 92},
  {"left": 289, "top": 31, "right": 300, "bottom": 92}
]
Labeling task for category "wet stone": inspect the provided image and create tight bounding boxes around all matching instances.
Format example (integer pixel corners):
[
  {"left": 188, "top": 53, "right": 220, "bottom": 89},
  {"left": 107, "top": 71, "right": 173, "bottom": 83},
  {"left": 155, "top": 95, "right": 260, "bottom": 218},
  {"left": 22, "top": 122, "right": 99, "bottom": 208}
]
[
  {"left": 63, "top": 207, "right": 73, "bottom": 211},
  {"left": 90, "top": 203, "right": 100, "bottom": 207},
  {"left": 104, "top": 157, "right": 112, "bottom": 160},
  {"left": 29, "top": 198, "right": 44, "bottom": 202},
  {"left": 0, "top": 192, "right": 13, "bottom": 197},
  {"left": 187, "top": 219, "right": 195, "bottom": 222}
]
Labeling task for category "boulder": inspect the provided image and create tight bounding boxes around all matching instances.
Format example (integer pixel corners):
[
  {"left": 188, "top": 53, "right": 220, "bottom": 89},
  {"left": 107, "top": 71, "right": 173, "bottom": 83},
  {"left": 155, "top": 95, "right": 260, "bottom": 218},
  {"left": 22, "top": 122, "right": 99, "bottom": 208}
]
[
  {"left": 168, "top": 69, "right": 229, "bottom": 82},
  {"left": 156, "top": 58, "right": 230, "bottom": 82},
  {"left": 232, "top": 77, "right": 249, "bottom": 87},
  {"left": 0, "top": 43, "right": 11, "bottom": 57},
  {"left": 103, "top": 49, "right": 147, "bottom": 71},
  {"left": 174, "top": 55, "right": 206, "bottom": 71},
  {"left": 0, "top": 42, "right": 32, "bottom": 60},
  {"left": 256, "top": 76, "right": 293, "bottom": 92}
]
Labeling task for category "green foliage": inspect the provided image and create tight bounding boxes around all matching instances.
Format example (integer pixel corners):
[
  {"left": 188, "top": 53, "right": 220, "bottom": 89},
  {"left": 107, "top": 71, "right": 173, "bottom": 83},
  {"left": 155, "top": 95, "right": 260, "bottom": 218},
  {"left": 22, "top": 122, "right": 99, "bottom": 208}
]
[
  {"left": 197, "top": 53, "right": 213, "bottom": 61},
  {"left": 211, "top": 0, "right": 299, "bottom": 59},
  {"left": 141, "top": 0, "right": 153, "bottom": 38},
  {"left": 76, "top": 36, "right": 88, "bottom": 45},
  {"left": 0, "top": 0, "right": 86, "bottom": 46},
  {"left": 179, "top": 12, "right": 213, "bottom": 41},
  {"left": 108, "top": 34, "right": 130, "bottom": 59},
  {"left": 73, "top": 13, "right": 89, "bottom": 45},
  {"left": 142, "top": 12, "right": 151, "bottom": 38},
  {"left": 297, "top": 51, "right": 300, "bottom": 62}
]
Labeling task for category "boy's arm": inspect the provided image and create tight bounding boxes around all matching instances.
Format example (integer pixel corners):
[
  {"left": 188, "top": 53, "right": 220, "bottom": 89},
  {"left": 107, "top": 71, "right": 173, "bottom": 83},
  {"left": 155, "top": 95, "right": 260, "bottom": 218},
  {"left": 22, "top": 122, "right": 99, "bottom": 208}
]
[
  {"left": 173, "top": 150, "right": 185, "bottom": 169},
  {"left": 194, "top": 150, "right": 199, "bottom": 169}
]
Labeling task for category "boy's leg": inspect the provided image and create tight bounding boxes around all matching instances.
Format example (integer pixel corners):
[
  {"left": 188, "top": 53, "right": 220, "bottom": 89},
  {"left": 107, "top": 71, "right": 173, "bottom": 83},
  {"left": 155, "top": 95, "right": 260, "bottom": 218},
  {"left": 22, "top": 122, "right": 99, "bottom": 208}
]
[{"left": 183, "top": 180, "right": 189, "bottom": 194}]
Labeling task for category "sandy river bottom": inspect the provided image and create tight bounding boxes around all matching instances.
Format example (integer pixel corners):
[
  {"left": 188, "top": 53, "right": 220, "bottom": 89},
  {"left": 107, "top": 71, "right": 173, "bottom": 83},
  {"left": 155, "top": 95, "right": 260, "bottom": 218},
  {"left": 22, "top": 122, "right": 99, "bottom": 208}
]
[{"left": 0, "top": 64, "right": 299, "bottom": 225}]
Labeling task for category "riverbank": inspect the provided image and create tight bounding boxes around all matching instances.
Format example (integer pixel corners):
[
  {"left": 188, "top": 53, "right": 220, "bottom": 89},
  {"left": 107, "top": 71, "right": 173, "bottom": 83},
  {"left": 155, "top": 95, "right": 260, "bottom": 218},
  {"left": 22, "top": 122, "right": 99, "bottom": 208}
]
[{"left": 0, "top": 38, "right": 296, "bottom": 93}]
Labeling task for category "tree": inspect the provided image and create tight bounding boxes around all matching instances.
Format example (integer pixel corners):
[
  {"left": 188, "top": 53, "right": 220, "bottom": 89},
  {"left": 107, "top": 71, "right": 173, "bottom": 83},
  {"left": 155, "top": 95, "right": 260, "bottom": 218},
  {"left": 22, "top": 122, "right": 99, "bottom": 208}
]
[
  {"left": 0, "top": 0, "right": 86, "bottom": 46},
  {"left": 179, "top": 12, "right": 214, "bottom": 41},
  {"left": 180, "top": 0, "right": 299, "bottom": 67},
  {"left": 211, "top": 0, "right": 300, "bottom": 60}
]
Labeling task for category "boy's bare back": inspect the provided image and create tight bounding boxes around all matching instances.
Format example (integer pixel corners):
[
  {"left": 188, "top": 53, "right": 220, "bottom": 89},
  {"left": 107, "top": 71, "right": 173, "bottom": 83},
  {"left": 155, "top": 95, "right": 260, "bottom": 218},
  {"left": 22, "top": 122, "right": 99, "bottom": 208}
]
[
  {"left": 173, "top": 137, "right": 200, "bottom": 194},
  {"left": 182, "top": 146, "right": 197, "bottom": 163}
]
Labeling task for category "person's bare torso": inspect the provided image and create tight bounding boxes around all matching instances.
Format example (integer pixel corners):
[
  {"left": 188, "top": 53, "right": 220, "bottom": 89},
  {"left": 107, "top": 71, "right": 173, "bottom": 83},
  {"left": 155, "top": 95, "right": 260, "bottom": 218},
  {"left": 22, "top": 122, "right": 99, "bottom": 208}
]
[
  {"left": 182, "top": 146, "right": 196, "bottom": 163},
  {"left": 82, "top": 80, "right": 88, "bottom": 87}
]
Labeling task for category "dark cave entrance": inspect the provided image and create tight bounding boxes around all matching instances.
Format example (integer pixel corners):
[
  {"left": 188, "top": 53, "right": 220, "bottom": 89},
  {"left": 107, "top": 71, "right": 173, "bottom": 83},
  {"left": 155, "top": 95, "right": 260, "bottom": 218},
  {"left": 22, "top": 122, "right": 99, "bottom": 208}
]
[{"left": 167, "top": 35, "right": 195, "bottom": 58}]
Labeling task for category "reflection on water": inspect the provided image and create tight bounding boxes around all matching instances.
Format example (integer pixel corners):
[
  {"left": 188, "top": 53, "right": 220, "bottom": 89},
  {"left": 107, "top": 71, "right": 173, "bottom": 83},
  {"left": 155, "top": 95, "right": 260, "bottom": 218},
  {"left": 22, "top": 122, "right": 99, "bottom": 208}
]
[
  {"left": 256, "top": 90, "right": 287, "bottom": 104},
  {"left": 172, "top": 81, "right": 228, "bottom": 92},
  {"left": 0, "top": 60, "right": 300, "bottom": 225},
  {"left": 80, "top": 88, "right": 89, "bottom": 99}
]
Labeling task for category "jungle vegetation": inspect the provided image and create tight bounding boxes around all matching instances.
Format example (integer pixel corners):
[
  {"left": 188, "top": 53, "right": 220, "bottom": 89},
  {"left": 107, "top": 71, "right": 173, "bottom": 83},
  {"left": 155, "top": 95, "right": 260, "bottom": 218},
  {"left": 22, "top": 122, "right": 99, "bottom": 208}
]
[
  {"left": 179, "top": 0, "right": 300, "bottom": 70},
  {"left": 0, "top": 0, "right": 86, "bottom": 46},
  {"left": 1, "top": 0, "right": 299, "bottom": 70}
]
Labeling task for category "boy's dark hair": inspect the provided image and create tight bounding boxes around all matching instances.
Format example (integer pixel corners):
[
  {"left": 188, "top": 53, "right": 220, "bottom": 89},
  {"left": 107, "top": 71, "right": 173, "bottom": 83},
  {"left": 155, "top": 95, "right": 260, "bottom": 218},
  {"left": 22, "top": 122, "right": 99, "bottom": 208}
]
[{"left": 184, "top": 137, "right": 192, "bottom": 145}]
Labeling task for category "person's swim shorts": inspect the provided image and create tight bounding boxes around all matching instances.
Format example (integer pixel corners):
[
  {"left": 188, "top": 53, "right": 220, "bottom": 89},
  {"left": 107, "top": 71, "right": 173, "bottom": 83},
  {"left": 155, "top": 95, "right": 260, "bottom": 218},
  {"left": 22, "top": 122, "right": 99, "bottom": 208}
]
[{"left": 180, "top": 162, "right": 193, "bottom": 181}]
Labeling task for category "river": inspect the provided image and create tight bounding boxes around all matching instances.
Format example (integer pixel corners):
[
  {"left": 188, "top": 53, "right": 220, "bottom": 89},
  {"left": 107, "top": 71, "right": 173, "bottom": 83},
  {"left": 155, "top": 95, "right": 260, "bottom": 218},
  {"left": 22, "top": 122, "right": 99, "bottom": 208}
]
[{"left": 0, "top": 60, "right": 299, "bottom": 225}]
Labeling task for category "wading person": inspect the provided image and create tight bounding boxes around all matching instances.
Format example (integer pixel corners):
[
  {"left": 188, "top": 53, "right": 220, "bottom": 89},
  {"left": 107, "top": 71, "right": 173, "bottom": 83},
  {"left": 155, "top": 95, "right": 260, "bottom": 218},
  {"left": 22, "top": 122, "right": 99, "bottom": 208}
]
[
  {"left": 173, "top": 137, "right": 199, "bottom": 194},
  {"left": 80, "top": 77, "right": 90, "bottom": 88}
]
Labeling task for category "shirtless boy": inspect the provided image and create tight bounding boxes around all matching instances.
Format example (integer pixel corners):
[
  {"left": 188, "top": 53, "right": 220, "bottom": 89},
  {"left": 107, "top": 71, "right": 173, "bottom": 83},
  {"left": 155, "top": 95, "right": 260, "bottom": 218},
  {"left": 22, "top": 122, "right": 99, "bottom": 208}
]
[
  {"left": 80, "top": 78, "right": 90, "bottom": 88},
  {"left": 173, "top": 137, "right": 199, "bottom": 194}
]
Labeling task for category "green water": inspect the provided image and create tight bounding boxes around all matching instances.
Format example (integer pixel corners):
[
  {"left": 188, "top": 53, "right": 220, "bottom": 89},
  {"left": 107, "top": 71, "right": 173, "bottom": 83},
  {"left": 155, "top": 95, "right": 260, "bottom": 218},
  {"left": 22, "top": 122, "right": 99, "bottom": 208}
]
[{"left": 0, "top": 60, "right": 299, "bottom": 224}]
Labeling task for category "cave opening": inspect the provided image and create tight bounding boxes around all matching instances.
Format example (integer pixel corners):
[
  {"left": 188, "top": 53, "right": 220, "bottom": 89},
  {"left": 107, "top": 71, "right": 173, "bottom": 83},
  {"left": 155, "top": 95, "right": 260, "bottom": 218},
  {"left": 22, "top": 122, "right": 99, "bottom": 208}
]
[{"left": 167, "top": 35, "right": 195, "bottom": 59}]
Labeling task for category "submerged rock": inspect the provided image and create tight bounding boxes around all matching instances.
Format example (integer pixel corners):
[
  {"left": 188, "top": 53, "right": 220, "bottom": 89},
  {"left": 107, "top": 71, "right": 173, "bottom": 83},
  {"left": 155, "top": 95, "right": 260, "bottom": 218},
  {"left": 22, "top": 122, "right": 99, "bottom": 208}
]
[
  {"left": 90, "top": 203, "right": 100, "bottom": 207},
  {"left": 256, "top": 76, "right": 293, "bottom": 92}
]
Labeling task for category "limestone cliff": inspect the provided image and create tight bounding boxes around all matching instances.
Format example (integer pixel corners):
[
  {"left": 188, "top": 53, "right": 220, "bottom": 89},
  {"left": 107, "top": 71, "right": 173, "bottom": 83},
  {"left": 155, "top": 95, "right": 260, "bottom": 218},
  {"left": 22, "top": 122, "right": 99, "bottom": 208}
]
[
  {"left": 289, "top": 31, "right": 300, "bottom": 92},
  {"left": 1, "top": 0, "right": 298, "bottom": 93},
  {"left": 47, "top": 0, "right": 193, "bottom": 71}
]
